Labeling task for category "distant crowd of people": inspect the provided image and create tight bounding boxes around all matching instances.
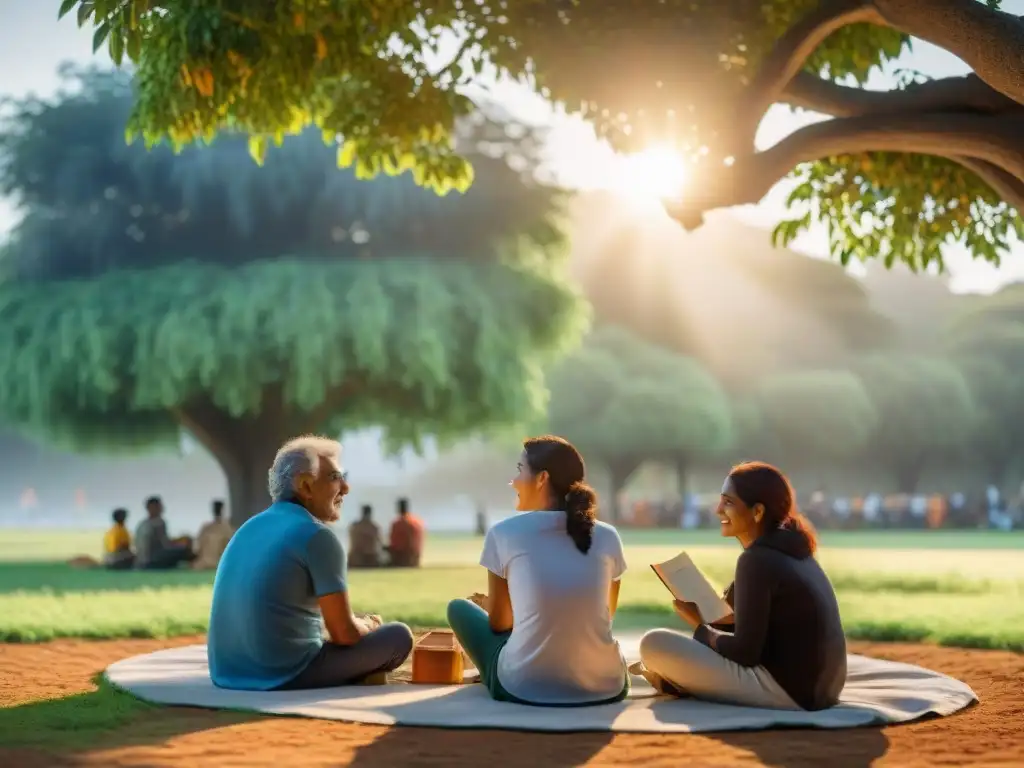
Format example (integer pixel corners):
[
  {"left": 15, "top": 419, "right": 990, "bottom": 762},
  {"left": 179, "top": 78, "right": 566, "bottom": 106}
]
[
  {"left": 87, "top": 496, "right": 234, "bottom": 571},
  {"left": 627, "top": 484, "right": 1023, "bottom": 532},
  {"left": 71, "top": 493, "right": 428, "bottom": 573}
]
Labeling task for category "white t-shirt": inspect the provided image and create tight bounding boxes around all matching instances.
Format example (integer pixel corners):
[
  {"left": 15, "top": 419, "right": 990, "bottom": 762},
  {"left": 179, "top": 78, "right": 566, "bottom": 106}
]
[{"left": 480, "top": 510, "right": 628, "bottom": 705}]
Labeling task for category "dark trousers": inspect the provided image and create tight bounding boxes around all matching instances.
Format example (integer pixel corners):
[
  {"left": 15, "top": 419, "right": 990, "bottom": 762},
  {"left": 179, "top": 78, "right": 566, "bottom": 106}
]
[
  {"left": 143, "top": 544, "right": 194, "bottom": 570},
  {"left": 277, "top": 623, "right": 415, "bottom": 690}
]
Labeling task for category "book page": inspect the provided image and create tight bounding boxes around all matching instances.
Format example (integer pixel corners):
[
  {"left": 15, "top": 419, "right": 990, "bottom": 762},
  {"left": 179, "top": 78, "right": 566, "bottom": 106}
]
[{"left": 651, "top": 552, "right": 731, "bottom": 624}]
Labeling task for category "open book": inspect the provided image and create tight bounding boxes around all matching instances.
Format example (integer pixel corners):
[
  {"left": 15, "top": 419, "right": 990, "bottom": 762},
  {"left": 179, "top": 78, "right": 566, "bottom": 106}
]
[{"left": 651, "top": 552, "right": 732, "bottom": 624}]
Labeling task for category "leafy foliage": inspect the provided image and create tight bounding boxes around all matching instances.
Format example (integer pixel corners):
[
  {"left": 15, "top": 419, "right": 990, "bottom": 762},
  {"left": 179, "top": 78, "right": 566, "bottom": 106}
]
[
  {"left": 0, "top": 257, "right": 583, "bottom": 452},
  {"left": 548, "top": 326, "right": 733, "bottom": 471},
  {"left": 776, "top": 152, "right": 1024, "bottom": 270},
  {"left": 0, "top": 66, "right": 564, "bottom": 282},
  {"left": 748, "top": 370, "right": 879, "bottom": 462},
  {"left": 850, "top": 353, "right": 978, "bottom": 488},
  {"left": 0, "top": 63, "right": 586, "bottom": 457}
]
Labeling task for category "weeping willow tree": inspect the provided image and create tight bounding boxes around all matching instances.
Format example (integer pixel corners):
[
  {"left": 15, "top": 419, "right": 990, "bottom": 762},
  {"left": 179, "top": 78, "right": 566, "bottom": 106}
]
[{"left": 0, "top": 65, "right": 586, "bottom": 524}]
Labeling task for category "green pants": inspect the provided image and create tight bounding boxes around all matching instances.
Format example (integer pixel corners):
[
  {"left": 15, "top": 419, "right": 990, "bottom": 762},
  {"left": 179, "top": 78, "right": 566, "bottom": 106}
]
[{"left": 446, "top": 598, "right": 630, "bottom": 707}]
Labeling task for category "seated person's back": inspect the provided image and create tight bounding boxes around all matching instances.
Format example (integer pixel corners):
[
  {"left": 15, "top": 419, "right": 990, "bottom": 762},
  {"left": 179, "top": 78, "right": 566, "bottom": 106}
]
[
  {"left": 348, "top": 506, "right": 382, "bottom": 567},
  {"left": 208, "top": 502, "right": 344, "bottom": 690},
  {"left": 102, "top": 508, "right": 134, "bottom": 569},
  {"left": 193, "top": 500, "right": 233, "bottom": 570},
  {"left": 484, "top": 509, "right": 627, "bottom": 704},
  {"left": 388, "top": 498, "right": 423, "bottom": 566}
]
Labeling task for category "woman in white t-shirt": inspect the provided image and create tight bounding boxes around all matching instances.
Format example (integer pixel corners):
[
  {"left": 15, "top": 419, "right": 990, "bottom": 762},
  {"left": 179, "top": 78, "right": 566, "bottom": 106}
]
[{"left": 446, "top": 435, "right": 630, "bottom": 706}]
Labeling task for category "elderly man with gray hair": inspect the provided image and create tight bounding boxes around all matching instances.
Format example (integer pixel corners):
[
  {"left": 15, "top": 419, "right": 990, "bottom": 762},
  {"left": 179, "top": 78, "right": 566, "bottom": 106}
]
[{"left": 207, "top": 435, "right": 414, "bottom": 690}]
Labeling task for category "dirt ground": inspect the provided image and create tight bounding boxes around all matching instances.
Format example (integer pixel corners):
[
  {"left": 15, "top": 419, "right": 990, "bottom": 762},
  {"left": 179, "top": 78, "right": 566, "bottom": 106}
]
[{"left": 1, "top": 637, "right": 1022, "bottom": 767}]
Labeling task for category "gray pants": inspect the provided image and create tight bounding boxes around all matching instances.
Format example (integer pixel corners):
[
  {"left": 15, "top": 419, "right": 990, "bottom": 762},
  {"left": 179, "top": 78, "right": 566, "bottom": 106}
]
[
  {"left": 278, "top": 623, "right": 414, "bottom": 690},
  {"left": 639, "top": 629, "right": 800, "bottom": 710}
]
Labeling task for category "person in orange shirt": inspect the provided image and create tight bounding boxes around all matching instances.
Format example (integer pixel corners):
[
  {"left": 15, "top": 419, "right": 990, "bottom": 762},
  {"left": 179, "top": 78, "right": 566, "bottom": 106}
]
[{"left": 387, "top": 498, "right": 424, "bottom": 568}]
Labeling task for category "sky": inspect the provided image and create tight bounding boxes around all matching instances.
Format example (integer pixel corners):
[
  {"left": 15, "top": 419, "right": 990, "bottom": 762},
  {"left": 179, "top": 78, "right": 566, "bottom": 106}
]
[{"left": 1, "top": 1, "right": 1022, "bottom": 294}]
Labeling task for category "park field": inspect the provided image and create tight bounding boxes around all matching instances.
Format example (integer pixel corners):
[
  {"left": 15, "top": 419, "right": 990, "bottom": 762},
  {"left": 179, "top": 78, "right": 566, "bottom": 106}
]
[{"left": 1, "top": 528, "right": 1022, "bottom": 650}]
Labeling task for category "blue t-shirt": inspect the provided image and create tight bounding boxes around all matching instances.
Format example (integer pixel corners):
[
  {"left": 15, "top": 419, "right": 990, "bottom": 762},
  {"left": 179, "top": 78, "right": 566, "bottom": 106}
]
[{"left": 207, "top": 502, "right": 347, "bottom": 690}]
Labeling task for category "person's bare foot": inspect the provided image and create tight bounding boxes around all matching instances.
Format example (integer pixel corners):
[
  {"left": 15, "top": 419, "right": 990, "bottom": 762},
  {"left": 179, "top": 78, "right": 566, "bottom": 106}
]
[{"left": 628, "top": 661, "right": 689, "bottom": 697}]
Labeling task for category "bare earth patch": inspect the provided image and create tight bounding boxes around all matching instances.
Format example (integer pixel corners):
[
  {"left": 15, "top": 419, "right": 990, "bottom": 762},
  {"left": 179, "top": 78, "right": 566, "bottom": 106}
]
[{"left": 1, "top": 637, "right": 1022, "bottom": 767}]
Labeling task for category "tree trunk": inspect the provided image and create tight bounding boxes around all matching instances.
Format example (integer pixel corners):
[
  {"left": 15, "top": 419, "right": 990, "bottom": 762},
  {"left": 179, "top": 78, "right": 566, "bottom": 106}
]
[
  {"left": 606, "top": 458, "right": 640, "bottom": 524},
  {"left": 173, "top": 388, "right": 335, "bottom": 527}
]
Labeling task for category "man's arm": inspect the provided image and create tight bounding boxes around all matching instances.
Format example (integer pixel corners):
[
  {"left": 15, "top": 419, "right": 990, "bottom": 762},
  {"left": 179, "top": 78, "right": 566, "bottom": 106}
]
[
  {"left": 307, "top": 527, "right": 366, "bottom": 646},
  {"left": 318, "top": 591, "right": 370, "bottom": 646}
]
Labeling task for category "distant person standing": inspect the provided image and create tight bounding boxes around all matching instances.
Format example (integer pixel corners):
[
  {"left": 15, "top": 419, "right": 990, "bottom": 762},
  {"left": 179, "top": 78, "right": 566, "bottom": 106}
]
[
  {"left": 475, "top": 504, "right": 488, "bottom": 537},
  {"left": 387, "top": 498, "right": 424, "bottom": 568},
  {"left": 192, "top": 500, "right": 234, "bottom": 570},
  {"left": 348, "top": 505, "right": 383, "bottom": 568},
  {"left": 102, "top": 508, "right": 135, "bottom": 570},
  {"left": 135, "top": 496, "right": 195, "bottom": 570}
]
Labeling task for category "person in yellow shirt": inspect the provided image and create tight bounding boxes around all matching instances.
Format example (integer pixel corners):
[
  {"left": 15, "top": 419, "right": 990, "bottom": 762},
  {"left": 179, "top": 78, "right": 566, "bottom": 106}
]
[{"left": 103, "top": 508, "right": 135, "bottom": 570}]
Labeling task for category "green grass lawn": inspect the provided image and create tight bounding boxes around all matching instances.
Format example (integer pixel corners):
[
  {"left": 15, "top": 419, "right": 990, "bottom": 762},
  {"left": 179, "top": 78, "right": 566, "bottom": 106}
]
[{"left": 1, "top": 529, "right": 1021, "bottom": 650}]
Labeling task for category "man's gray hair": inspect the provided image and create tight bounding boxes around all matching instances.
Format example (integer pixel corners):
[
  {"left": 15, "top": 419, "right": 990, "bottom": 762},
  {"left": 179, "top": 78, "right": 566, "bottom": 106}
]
[{"left": 267, "top": 435, "right": 342, "bottom": 503}]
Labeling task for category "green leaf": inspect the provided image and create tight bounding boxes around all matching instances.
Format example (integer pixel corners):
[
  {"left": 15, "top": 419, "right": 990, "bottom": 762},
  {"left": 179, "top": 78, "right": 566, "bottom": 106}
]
[
  {"left": 126, "top": 31, "right": 142, "bottom": 63},
  {"left": 58, "top": 0, "right": 78, "bottom": 20},
  {"left": 108, "top": 29, "right": 125, "bottom": 66},
  {"left": 92, "top": 22, "right": 110, "bottom": 53},
  {"left": 76, "top": 0, "right": 94, "bottom": 27},
  {"left": 248, "top": 135, "right": 267, "bottom": 165}
]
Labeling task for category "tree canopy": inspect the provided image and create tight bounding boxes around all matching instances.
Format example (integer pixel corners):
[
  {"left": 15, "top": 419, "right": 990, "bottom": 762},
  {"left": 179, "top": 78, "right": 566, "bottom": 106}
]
[
  {"left": 67, "top": 0, "right": 1024, "bottom": 268},
  {"left": 547, "top": 326, "right": 732, "bottom": 517},
  {"left": 746, "top": 369, "right": 879, "bottom": 464},
  {"left": 850, "top": 353, "right": 978, "bottom": 491},
  {"left": 0, "top": 65, "right": 586, "bottom": 522}
]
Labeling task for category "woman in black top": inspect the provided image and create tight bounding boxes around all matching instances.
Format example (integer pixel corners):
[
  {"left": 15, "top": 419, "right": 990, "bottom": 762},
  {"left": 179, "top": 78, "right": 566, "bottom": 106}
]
[{"left": 637, "top": 461, "right": 847, "bottom": 710}]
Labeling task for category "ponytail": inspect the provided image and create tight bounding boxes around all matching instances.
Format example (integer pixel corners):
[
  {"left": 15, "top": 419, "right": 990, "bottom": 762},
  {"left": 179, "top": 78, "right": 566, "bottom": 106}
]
[
  {"left": 564, "top": 480, "right": 598, "bottom": 554},
  {"left": 780, "top": 509, "right": 818, "bottom": 555}
]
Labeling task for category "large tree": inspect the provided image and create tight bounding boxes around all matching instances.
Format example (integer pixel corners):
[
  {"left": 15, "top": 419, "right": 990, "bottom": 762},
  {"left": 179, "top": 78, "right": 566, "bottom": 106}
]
[
  {"left": 0, "top": 66, "right": 586, "bottom": 525},
  {"left": 547, "top": 326, "right": 733, "bottom": 519},
  {"left": 744, "top": 369, "right": 879, "bottom": 468},
  {"left": 850, "top": 353, "right": 978, "bottom": 491},
  {"left": 944, "top": 283, "right": 1024, "bottom": 484},
  {"left": 68, "top": 0, "right": 1024, "bottom": 267}
]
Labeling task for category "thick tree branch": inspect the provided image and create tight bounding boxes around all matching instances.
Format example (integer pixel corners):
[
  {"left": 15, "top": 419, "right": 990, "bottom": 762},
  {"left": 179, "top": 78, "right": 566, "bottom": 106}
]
[
  {"left": 781, "top": 74, "right": 1024, "bottom": 209},
  {"left": 873, "top": 0, "right": 1024, "bottom": 106},
  {"left": 734, "top": 0, "right": 882, "bottom": 147},
  {"left": 954, "top": 157, "right": 1024, "bottom": 214},
  {"left": 782, "top": 72, "right": 1020, "bottom": 117},
  {"left": 666, "top": 111, "right": 1024, "bottom": 228}
]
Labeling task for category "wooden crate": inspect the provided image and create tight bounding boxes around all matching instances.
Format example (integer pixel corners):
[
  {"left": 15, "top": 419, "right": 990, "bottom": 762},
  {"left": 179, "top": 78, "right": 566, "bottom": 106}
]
[{"left": 411, "top": 629, "right": 465, "bottom": 685}]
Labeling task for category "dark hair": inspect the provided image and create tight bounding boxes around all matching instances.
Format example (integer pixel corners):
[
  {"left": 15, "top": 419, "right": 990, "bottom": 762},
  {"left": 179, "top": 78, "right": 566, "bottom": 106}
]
[
  {"left": 522, "top": 435, "right": 598, "bottom": 554},
  {"left": 212, "top": 500, "right": 224, "bottom": 518},
  {"left": 361, "top": 504, "right": 372, "bottom": 518},
  {"left": 112, "top": 508, "right": 128, "bottom": 525},
  {"left": 145, "top": 495, "right": 162, "bottom": 508},
  {"left": 397, "top": 498, "right": 409, "bottom": 515},
  {"left": 727, "top": 461, "right": 817, "bottom": 554}
]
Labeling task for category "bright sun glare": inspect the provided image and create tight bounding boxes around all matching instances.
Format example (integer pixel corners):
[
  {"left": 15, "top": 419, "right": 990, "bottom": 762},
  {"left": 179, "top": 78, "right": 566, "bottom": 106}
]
[{"left": 614, "top": 144, "right": 690, "bottom": 203}]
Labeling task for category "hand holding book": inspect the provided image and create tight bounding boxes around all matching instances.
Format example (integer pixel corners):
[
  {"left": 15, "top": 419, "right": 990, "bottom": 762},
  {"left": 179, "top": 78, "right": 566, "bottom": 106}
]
[{"left": 651, "top": 551, "right": 732, "bottom": 625}]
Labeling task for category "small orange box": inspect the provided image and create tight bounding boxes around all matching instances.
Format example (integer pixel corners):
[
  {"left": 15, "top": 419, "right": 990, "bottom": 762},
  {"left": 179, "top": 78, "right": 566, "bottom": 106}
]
[{"left": 411, "top": 630, "right": 465, "bottom": 685}]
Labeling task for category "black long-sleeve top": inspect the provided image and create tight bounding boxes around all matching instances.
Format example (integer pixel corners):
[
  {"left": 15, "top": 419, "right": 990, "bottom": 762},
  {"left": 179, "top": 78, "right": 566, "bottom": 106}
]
[{"left": 693, "top": 527, "right": 847, "bottom": 711}]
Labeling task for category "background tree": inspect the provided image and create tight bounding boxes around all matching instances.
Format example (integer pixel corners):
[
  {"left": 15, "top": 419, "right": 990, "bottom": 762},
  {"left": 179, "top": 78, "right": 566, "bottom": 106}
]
[
  {"left": 69, "top": 0, "right": 1024, "bottom": 268},
  {"left": 0, "top": 66, "right": 586, "bottom": 525},
  {"left": 548, "top": 326, "right": 732, "bottom": 519},
  {"left": 944, "top": 283, "right": 1024, "bottom": 484},
  {"left": 851, "top": 354, "right": 979, "bottom": 492},
  {"left": 745, "top": 369, "right": 879, "bottom": 470}
]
